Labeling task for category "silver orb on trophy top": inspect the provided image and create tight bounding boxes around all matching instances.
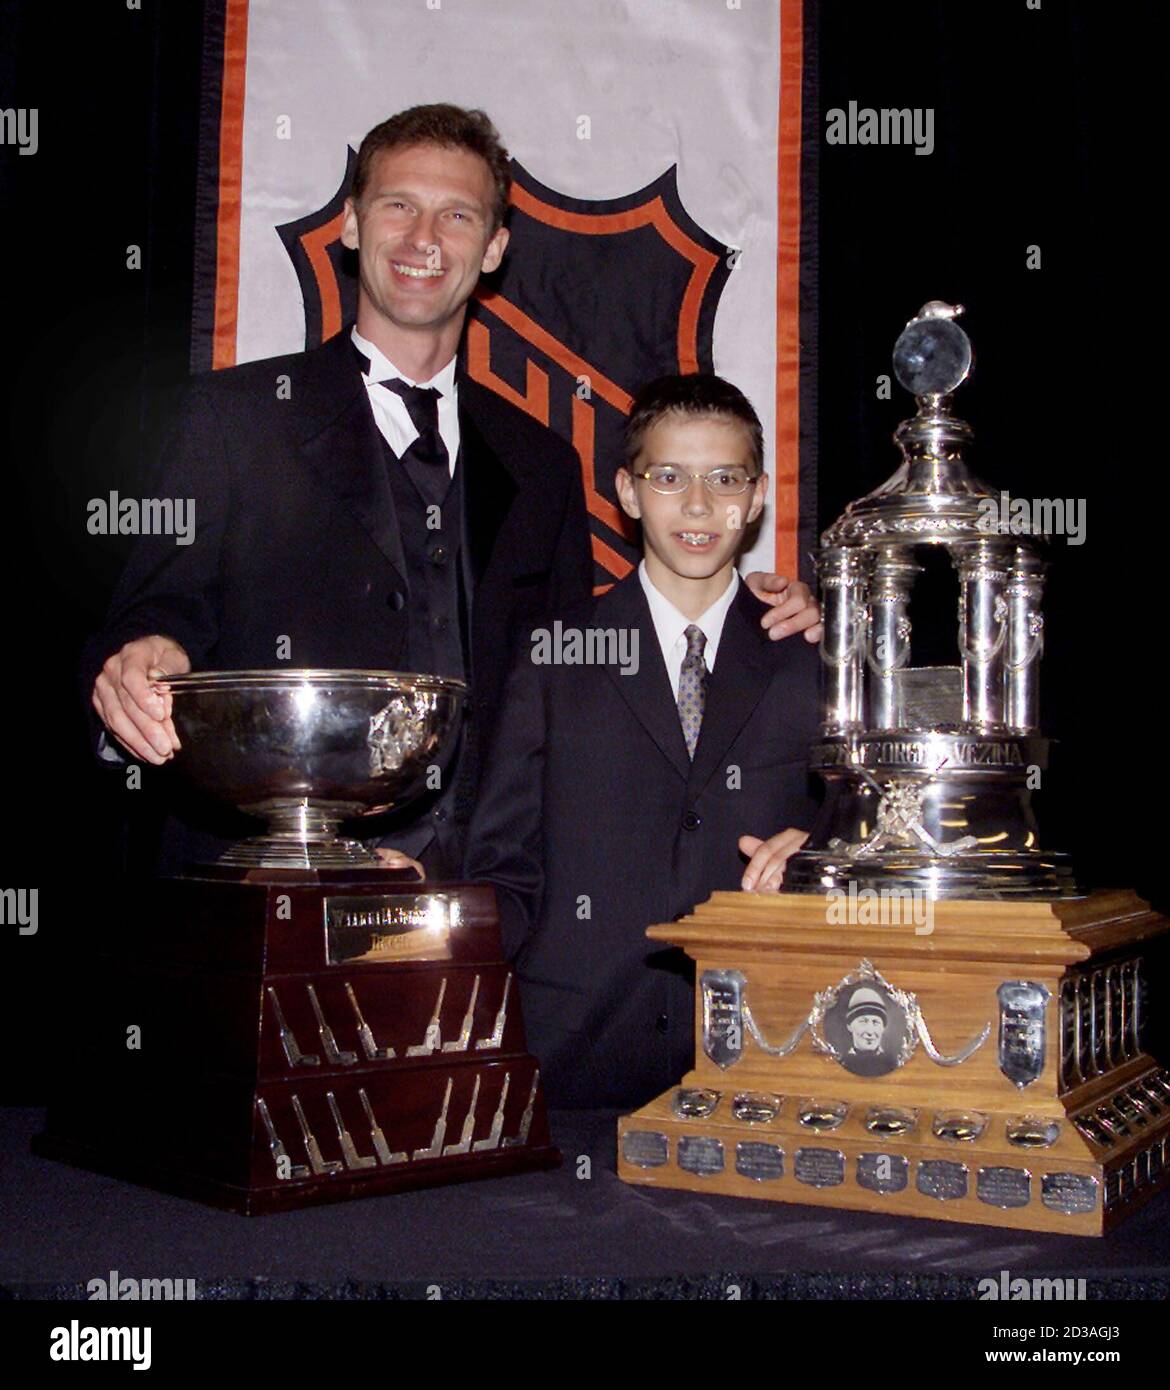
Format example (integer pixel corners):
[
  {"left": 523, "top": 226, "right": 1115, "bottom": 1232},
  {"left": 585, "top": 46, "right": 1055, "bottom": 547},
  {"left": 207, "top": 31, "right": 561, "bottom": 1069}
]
[
  {"left": 784, "top": 301, "right": 1077, "bottom": 898},
  {"left": 156, "top": 669, "right": 466, "bottom": 869}
]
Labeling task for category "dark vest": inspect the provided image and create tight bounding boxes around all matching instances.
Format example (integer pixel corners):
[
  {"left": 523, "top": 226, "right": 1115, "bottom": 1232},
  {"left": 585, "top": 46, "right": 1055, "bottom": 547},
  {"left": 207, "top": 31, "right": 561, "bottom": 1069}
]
[{"left": 376, "top": 435, "right": 476, "bottom": 872}]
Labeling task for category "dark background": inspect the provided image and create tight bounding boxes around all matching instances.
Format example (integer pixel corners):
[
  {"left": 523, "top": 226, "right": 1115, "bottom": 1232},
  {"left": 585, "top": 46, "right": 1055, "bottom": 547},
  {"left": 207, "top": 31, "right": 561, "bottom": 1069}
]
[{"left": 0, "top": 0, "right": 1155, "bottom": 1100}]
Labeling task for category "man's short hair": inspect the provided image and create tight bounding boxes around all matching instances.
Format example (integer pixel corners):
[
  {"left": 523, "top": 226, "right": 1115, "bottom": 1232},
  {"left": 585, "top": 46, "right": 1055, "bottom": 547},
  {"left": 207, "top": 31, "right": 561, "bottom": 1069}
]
[
  {"left": 622, "top": 373, "right": 765, "bottom": 477},
  {"left": 352, "top": 104, "right": 512, "bottom": 231}
]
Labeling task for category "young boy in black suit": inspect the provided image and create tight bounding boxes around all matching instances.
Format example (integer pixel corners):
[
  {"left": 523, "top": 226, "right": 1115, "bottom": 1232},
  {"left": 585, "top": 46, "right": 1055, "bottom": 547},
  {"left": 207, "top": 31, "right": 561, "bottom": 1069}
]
[{"left": 465, "top": 375, "right": 820, "bottom": 1108}]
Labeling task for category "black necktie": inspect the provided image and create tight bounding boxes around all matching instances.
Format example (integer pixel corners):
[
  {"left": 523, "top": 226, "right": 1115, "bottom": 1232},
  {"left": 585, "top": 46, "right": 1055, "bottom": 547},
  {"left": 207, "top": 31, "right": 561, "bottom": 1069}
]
[{"left": 380, "top": 379, "right": 450, "bottom": 475}]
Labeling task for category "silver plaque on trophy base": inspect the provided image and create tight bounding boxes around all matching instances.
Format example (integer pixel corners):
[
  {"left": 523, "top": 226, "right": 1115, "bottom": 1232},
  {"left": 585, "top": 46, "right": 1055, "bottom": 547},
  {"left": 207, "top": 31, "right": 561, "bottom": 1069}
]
[
  {"left": 622, "top": 1130, "right": 669, "bottom": 1168},
  {"left": 932, "top": 1111, "right": 988, "bottom": 1142},
  {"left": 732, "top": 1092, "right": 784, "bottom": 1124},
  {"left": 857, "top": 1153, "right": 909, "bottom": 1194},
  {"left": 794, "top": 1147, "right": 846, "bottom": 1188},
  {"left": 1041, "top": 1173, "right": 1099, "bottom": 1215},
  {"left": 677, "top": 1136, "right": 725, "bottom": 1177},
  {"left": 736, "top": 1141, "right": 785, "bottom": 1182},
  {"left": 998, "top": 982, "right": 1050, "bottom": 1088},
  {"left": 701, "top": 970, "right": 746, "bottom": 1069},
  {"left": 917, "top": 1160, "right": 969, "bottom": 1201},
  {"left": 977, "top": 1166, "right": 1032, "bottom": 1209},
  {"left": 798, "top": 1100, "right": 849, "bottom": 1131},
  {"left": 1006, "top": 1115, "right": 1061, "bottom": 1148},
  {"left": 671, "top": 1088, "right": 720, "bottom": 1119}
]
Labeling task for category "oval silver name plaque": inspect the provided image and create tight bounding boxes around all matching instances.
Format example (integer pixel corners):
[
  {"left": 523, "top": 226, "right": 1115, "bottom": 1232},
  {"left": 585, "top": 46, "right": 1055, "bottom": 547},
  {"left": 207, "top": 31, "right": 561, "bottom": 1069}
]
[
  {"left": 677, "top": 1135, "right": 725, "bottom": 1177},
  {"left": 865, "top": 1106, "right": 918, "bottom": 1137},
  {"left": 621, "top": 1130, "right": 669, "bottom": 1168},
  {"left": 857, "top": 1152, "right": 909, "bottom": 1194},
  {"left": 736, "top": 1141, "right": 784, "bottom": 1182},
  {"left": 932, "top": 1110, "right": 988, "bottom": 1142},
  {"left": 794, "top": 1147, "right": 846, "bottom": 1187},
  {"left": 798, "top": 1100, "right": 849, "bottom": 1131},
  {"left": 917, "top": 1159, "right": 969, "bottom": 1201},
  {"left": 1041, "top": 1172, "right": 1099, "bottom": 1215},
  {"left": 671, "top": 1087, "right": 721, "bottom": 1120},
  {"left": 977, "top": 1165, "right": 1032, "bottom": 1209},
  {"left": 1006, "top": 1115, "right": 1061, "bottom": 1148},
  {"left": 732, "top": 1092, "right": 784, "bottom": 1124}
]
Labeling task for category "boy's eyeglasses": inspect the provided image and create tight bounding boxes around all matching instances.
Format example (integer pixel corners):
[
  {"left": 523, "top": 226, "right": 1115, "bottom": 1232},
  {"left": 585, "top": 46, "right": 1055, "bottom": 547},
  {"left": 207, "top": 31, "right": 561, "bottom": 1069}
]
[{"left": 630, "top": 465, "right": 761, "bottom": 497}]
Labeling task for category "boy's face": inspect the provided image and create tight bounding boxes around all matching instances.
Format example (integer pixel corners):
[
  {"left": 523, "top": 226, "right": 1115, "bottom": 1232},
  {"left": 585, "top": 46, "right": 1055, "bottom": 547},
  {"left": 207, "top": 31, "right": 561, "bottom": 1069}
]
[{"left": 615, "top": 414, "right": 767, "bottom": 585}]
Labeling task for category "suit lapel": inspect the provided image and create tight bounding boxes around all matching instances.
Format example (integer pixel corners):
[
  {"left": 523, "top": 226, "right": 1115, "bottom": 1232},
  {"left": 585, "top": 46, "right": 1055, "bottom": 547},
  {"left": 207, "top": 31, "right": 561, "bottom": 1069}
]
[
  {"left": 295, "top": 333, "right": 407, "bottom": 585},
  {"left": 687, "top": 582, "right": 784, "bottom": 795},
  {"left": 459, "top": 389, "right": 518, "bottom": 586},
  {"left": 598, "top": 574, "right": 691, "bottom": 782}
]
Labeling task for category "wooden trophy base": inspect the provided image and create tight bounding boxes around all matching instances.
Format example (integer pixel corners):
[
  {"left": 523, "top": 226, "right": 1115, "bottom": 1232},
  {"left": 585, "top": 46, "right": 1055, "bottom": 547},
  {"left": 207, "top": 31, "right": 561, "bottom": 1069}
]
[
  {"left": 617, "top": 890, "right": 1170, "bottom": 1235},
  {"left": 34, "top": 869, "right": 559, "bottom": 1214}
]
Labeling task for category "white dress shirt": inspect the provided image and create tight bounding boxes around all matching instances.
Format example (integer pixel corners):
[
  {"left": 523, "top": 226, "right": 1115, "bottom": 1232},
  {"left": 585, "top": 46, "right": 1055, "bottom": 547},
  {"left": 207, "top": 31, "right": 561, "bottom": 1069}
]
[
  {"left": 351, "top": 326, "right": 459, "bottom": 475},
  {"left": 638, "top": 561, "right": 740, "bottom": 698}
]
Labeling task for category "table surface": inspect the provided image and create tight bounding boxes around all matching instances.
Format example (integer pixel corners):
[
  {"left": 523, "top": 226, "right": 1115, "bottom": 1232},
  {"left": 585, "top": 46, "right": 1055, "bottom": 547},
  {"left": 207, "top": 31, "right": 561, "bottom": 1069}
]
[{"left": 3, "top": 1108, "right": 1168, "bottom": 1298}]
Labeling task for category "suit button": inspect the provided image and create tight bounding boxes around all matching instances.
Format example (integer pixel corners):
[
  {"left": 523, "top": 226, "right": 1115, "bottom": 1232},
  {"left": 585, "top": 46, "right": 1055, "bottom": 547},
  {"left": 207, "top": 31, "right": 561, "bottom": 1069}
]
[
  {"left": 433, "top": 807, "right": 448, "bottom": 823},
  {"left": 428, "top": 544, "right": 449, "bottom": 566},
  {"left": 387, "top": 590, "right": 406, "bottom": 611},
  {"left": 682, "top": 810, "right": 701, "bottom": 832},
  {"left": 655, "top": 1013, "right": 669, "bottom": 1033}
]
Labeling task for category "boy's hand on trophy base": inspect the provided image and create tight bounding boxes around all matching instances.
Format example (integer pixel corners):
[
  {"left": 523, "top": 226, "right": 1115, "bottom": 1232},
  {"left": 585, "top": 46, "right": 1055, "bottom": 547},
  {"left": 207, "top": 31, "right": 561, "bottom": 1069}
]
[
  {"left": 742, "top": 571, "right": 823, "bottom": 643},
  {"left": 739, "top": 828, "right": 810, "bottom": 892}
]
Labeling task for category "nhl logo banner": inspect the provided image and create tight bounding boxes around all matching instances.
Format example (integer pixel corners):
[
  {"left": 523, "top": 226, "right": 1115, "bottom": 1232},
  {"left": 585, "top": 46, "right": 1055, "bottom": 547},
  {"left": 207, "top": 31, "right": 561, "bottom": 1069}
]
[{"left": 194, "top": 0, "right": 816, "bottom": 584}]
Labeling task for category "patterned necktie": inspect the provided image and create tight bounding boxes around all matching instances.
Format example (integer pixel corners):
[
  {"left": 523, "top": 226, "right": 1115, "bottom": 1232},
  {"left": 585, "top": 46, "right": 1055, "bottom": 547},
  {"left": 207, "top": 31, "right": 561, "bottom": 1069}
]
[
  {"left": 380, "top": 379, "right": 450, "bottom": 474},
  {"left": 678, "top": 624, "right": 708, "bottom": 760}
]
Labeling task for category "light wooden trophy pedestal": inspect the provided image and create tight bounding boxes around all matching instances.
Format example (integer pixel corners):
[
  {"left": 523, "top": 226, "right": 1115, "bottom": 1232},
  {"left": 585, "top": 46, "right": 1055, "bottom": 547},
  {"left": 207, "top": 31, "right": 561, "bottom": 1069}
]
[{"left": 617, "top": 890, "right": 1170, "bottom": 1234}]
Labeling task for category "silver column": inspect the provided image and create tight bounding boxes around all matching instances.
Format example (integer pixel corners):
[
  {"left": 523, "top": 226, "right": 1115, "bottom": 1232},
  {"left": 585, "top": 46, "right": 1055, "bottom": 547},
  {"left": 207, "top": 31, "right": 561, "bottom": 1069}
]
[
  {"left": 1004, "top": 547, "right": 1045, "bottom": 733},
  {"left": 867, "top": 547, "right": 920, "bottom": 729},
  {"left": 818, "top": 546, "right": 869, "bottom": 735},
  {"left": 957, "top": 540, "right": 1012, "bottom": 728}
]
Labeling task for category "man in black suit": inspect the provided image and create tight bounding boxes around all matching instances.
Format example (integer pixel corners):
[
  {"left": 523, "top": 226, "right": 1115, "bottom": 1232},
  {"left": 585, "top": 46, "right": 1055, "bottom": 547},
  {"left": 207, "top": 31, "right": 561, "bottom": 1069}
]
[
  {"left": 88, "top": 105, "right": 820, "bottom": 873},
  {"left": 465, "top": 375, "right": 821, "bottom": 1108}
]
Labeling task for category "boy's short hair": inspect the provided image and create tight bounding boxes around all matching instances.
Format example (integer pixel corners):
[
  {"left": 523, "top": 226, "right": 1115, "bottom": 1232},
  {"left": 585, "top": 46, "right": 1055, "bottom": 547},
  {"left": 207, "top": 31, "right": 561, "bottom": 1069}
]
[
  {"left": 352, "top": 104, "right": 512, "bottom": 232},
  {"left": 622, "top": 373, "right": 764, "bottom": 477}
]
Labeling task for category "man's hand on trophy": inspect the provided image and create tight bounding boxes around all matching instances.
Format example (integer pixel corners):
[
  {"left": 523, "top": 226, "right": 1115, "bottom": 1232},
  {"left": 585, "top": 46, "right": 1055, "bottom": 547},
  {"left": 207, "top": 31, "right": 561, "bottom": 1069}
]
[
  {"left": 742, "top": 572, "right": 823, "bottom": 643},
  {"left": 92, "top": 635, "right": 191, "bottom": 765},
  {"left": 372, "top": 848, "right": 425, "bottom": 879},
  {"left": 739, "top": 828, "right": 810, "bottom": 892}
]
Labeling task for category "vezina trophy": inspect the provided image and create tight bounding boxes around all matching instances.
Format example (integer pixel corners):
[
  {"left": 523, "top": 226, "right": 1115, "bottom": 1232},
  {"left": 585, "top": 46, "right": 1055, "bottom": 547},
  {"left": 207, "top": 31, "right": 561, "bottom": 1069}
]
[
  {"left": 618, "top": 304, "right": 1170, "bottom": 1233},
  {"left": 37, "top": 671, "right": 558, "bottom": 1213}
]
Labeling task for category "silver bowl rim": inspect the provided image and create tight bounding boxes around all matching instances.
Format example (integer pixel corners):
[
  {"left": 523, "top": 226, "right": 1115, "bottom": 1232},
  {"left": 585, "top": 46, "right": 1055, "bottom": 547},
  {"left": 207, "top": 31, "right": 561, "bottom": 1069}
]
[{"left": 154, "top": 668, "right": 469, "bottom": 695}]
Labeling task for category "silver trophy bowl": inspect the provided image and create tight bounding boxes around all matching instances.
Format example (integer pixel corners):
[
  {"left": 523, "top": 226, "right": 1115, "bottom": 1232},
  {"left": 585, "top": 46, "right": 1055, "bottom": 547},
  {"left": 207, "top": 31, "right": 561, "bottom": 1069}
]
[{"left": 156, "top": 669, "right": 467, "bottom": 869}]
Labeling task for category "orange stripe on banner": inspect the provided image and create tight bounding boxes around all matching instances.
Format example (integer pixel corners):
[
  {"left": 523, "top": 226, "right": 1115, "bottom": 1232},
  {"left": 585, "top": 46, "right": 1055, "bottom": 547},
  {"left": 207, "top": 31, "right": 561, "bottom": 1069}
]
[
  {"left": 775, "top": 0, "right": 803, "bottom": 578},
  {"left": 212, "top": 0, "right": 249, "bottom": 369},
  {"left": 302, "top": 213, "right": 345, "bottom": 343},
  {"left": 591, "top": 533, "right": 634, "bottom": 583},
  {"left": 572, "top": 396, "right": 632, "bottom": 537},
  {"left": 475, "top": 289, "right": 633, "bottom": 414},
  {"left": 466, "top": 319, "right": 550, "bottom": 422},
  {"left": 508, "top": 187, "right": 717, "bottom": 377}
]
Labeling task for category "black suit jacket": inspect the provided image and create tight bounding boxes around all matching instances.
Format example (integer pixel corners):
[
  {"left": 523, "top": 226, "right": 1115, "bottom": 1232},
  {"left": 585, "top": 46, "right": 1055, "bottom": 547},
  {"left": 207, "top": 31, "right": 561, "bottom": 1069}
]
[
  {"left": 84, "top": 330, "right": 593, "bottom": 865},
  {"left": 464, "top": 571, "right": 821, "bottom": 1108}
]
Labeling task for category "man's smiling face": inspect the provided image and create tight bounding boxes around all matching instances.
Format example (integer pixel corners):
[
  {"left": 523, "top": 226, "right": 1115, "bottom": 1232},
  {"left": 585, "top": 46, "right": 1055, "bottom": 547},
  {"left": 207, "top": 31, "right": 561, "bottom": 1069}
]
[{"left": 341, "top": 141, "right": 508, "bottom": 340}]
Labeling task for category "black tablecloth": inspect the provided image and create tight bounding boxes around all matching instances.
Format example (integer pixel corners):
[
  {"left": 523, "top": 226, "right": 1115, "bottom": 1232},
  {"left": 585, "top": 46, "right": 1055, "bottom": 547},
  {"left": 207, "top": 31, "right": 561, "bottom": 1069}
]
[{"left": 3, "top": 1109, "right": 1168, "bottom": 1299}]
